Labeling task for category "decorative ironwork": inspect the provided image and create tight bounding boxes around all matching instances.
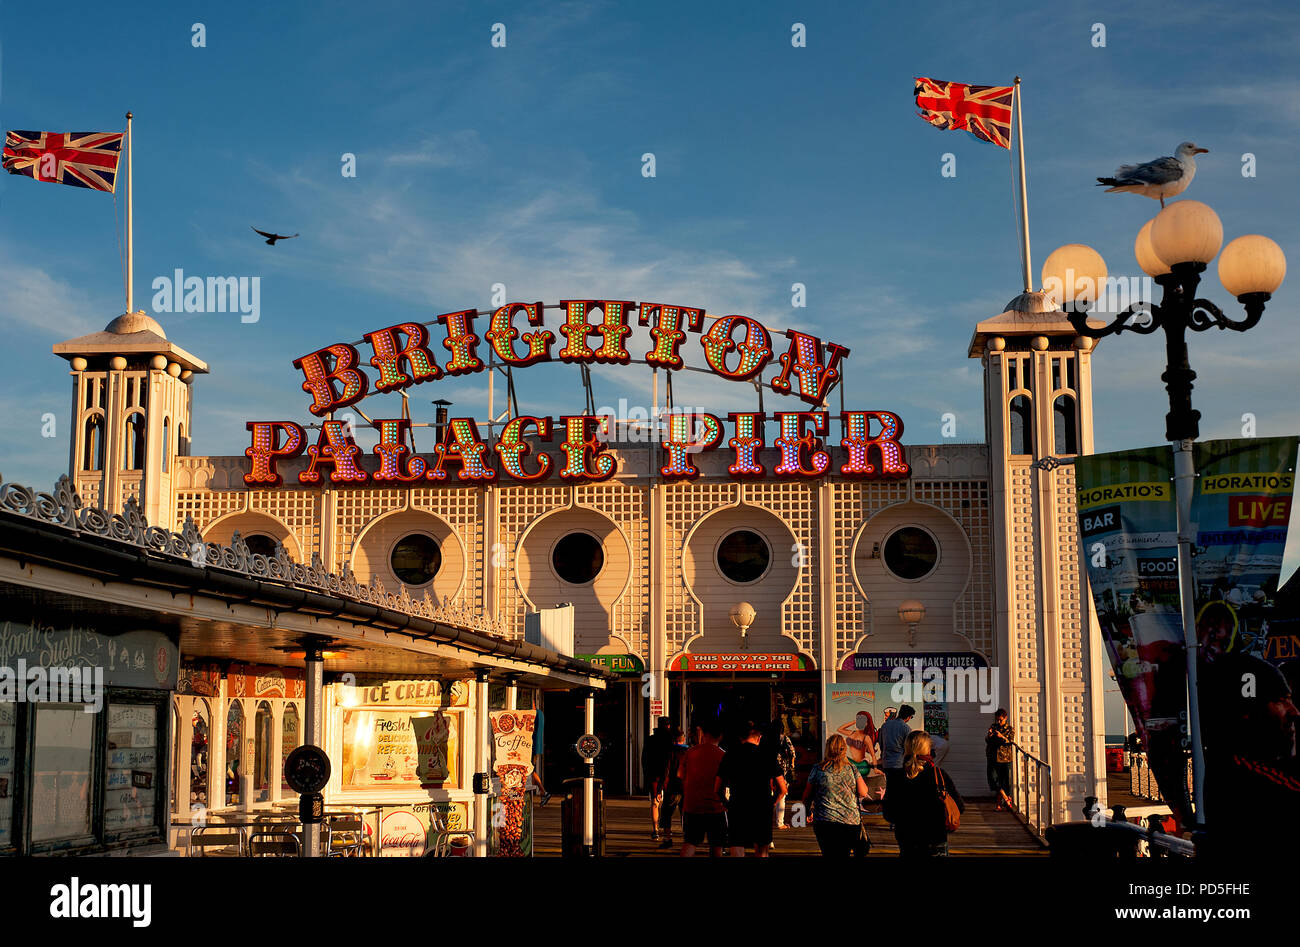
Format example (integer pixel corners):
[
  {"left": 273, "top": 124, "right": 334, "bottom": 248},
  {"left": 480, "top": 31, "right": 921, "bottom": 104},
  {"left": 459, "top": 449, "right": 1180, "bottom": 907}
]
[
  {"left": 1030, "top": 455, "right": 1076, "bottom": 472},
  {"left": 0, "top": 472, "right": 513, "bottom": 639}
]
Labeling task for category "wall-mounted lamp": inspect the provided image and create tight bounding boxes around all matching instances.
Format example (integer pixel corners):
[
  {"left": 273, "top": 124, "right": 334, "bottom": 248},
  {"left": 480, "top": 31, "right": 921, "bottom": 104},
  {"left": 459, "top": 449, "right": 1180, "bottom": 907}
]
[
  {"left": 729, "top": 601, "right": 757, "bottom": 649},
  {"left": 898, "top": 600, "right": 926, "bottom": 648}
]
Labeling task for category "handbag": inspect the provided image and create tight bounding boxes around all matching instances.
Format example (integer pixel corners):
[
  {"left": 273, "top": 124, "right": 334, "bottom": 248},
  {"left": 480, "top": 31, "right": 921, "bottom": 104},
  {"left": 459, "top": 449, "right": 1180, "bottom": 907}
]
[
  {"left": 934, "top": 765, "right": 960, "bottom": 832},
  {"left": 856, "top": 816, "right": 873, "bottom": 856}
]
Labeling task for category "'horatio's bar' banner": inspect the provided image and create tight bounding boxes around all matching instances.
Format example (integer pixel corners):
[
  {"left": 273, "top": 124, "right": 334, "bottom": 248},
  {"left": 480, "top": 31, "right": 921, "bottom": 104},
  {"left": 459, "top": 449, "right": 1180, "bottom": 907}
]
[
  {"left": 242, "top": 300, "right": 911, "bottom": 486},
  {"left": 1075, "top": 437, "right": 1298, "bottom": 826}
]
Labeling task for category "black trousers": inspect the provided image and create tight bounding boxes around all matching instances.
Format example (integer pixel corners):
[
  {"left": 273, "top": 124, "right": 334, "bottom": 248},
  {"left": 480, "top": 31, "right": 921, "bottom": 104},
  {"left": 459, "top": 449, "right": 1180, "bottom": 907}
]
[{"left": 813, "top": 820, "right": 867, "bottom": 857}]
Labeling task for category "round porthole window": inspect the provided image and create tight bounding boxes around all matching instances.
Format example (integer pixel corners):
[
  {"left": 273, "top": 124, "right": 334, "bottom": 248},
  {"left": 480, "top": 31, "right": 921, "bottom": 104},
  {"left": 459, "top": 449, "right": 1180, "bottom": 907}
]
[
  {"left": 553, "top": 532, "right": 604, "bottom": 585},
  {"left": 716, "top": 530, "right": 770, "bottom": 584},
  {"left": 390, "top": 534, "right": 442, "bottom": 586},
  {"left": 882, "top": 526, "right": 939, "bottom": 581}
]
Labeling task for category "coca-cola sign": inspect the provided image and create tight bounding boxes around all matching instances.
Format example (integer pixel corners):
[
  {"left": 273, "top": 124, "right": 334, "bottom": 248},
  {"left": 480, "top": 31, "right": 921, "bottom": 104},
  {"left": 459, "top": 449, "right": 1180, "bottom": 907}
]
[{"left": 379, "top": 811, "right": 426, "bottom": 857}]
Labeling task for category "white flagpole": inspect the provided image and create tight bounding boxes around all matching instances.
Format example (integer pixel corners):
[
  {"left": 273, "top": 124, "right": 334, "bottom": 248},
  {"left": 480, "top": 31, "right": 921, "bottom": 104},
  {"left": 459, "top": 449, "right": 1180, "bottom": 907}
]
[
  {"left": 1013, "top": 78, "right": 1032, "bottom": 293},
  {"left": 125, "top": 111, "right": 134, "bottom": 313}
]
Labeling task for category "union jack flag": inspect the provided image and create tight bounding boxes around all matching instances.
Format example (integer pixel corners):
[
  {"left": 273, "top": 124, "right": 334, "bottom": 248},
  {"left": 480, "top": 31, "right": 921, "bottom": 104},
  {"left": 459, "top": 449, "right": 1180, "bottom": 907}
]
[
  {"left": 913, "top": 78, "right": 1014, "bottom": 149},
  {"left": 2, "top": 130, "right": 124, "bottom": 192}
]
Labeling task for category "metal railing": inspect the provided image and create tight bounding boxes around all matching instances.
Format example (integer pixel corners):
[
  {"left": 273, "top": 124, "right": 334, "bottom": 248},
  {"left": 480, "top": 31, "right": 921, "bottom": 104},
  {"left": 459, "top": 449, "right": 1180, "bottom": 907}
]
[
  {"left": 1008, "top": 743, "right": 1052, "bottom": 838},
  {"left": 1128, "top": 751, "right": 1193, "bottom": 804}
]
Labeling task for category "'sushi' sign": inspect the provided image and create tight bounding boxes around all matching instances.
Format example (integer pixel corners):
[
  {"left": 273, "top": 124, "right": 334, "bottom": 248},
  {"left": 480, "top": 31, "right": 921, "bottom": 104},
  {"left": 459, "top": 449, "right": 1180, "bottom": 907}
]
[{"left": 244, "top": 299, "right": 910, "bottom": 486}]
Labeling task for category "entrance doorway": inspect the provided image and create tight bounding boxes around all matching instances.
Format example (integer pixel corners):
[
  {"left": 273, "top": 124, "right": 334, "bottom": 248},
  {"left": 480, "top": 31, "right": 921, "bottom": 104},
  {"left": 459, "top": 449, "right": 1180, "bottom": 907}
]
[
  {"left": 669, "top": 675, "right": 821, "bottom": 794},
  {"left": 686, "top": 681, "right": 773, "bottom": 751}
]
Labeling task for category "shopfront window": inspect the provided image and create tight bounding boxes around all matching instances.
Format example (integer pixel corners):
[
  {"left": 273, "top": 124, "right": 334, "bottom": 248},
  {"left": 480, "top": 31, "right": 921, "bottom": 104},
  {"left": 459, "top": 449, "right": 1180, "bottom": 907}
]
[
  {"left": 340, "top": 708, "right": 461, "bottom": 791},
  {"left": 105, "top": 703, "right": 158, "bottom": 836},
  {"left": 281, "top": 704, "right": 300, "bottom": 796},
  {"left": 254, "top": 701, "right": 273, "bottom": 802},
  {"left": 0, "top": 704, "right": 15, "bottom": 849},
  {"left": 190, "top": 700, "right": 210, "bottom": 809},
  {"left": 226, "top": 701, "right": 244, "bottom": 806},
  {"left": 30, "top": 706, "right": 95, "bottom": 844}
]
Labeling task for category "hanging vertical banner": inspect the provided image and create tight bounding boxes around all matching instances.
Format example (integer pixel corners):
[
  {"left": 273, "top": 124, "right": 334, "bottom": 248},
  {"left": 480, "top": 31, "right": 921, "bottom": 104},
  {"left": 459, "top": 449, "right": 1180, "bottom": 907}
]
[
  {"left": 1190, "top": 437, "right": 1298, "bottom": 663},
  {"left": 490, "top": 710, "right": 536, "bottom": 857},
  {"left": 1189, "top": 436, "right": 1299, "bottom": 839},
  {"left": 1075, "top": 446, "right": 1192, "bottom": 824}
]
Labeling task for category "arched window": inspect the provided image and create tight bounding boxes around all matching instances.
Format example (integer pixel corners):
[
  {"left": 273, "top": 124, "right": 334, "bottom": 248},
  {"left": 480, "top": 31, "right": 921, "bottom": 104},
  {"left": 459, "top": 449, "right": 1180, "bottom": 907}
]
[
  {"left": 1009, "top": 395, "right": 1033, "bottom": 456},
  {"left": 178, "top": 422, "right": 188, "bottom": 457},
  {"left": 123, "top": 412, "right": 146, "bottom": 471},
  {"left": 189, "top": 699, "right": 210, "bottom": 809},
  {"left": 254, "top": 701, "right": 273, "bottom": 802},
  {"left": 225, "top": 701, "right": 244, "bottom": 807},
  {"left": 83, "top": 415, "right": 105, "bottom": 471},
  {"left": 162, "top": 417, "right": 170, "bottom": 473},
  {"left": 1054, "top": 395, "right": 1079, "bottom": 455},
  {"left": 281, "top": 704, "right": 301, "bottom": 796}
]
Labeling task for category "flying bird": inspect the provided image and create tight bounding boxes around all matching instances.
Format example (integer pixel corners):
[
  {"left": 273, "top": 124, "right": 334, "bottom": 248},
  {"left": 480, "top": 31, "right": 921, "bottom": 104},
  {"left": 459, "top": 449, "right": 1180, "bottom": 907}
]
[
  {"left": 251, "top": 226, "right": 299, "bottom": 245},
  {"left": 1096, "top": 142, "right": 1208, "bottom": 207}
]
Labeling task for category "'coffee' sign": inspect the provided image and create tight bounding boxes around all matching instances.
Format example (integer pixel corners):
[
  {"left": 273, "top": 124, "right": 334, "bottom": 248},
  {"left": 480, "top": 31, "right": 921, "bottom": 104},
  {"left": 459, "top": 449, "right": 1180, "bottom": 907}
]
[{"left": 244, "top": 299, "right": 910, "bottom": 486}]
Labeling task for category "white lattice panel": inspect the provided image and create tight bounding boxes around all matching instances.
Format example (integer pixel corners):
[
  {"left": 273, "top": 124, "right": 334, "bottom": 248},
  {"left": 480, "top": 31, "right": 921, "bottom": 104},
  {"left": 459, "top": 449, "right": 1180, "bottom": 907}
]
[
  {"left": 829, "top": 480, "right": 909, "bottom": 662},
  {"left": 498, "top": 485, "right": 571, "bottom": 639},
  {"left": 742, "top": 481, "right": 818, "bottom": 660},
  {"left": 411, "top": 488, "right": 486, "bottom": 610},
  {"left": 334, "top": 490, "right": 406, "bottom": 570},
  {"left": 913, "top": 480, "right": 994, "bottom": 657},
  {"left": 176, "top": 489, "right": 322, "bottom": 559},
  {"left": 663, "top": 481, "right": 738, "bottom": 657},
  {"left": 575, "top": 483, "right": 649, "bottom": 661}
]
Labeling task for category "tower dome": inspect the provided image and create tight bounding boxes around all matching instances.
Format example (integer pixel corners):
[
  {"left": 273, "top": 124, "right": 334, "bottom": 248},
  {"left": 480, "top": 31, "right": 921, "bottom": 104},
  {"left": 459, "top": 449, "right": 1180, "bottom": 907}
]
[{"left": 104, "top": 310, "right": 167, "bottom": 338}]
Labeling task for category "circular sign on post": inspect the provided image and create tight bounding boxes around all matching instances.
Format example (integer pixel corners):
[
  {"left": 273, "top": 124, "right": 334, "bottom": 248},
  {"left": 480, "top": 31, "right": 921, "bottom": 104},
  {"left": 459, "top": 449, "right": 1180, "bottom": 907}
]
[
  {"left": 575, "top": 733, "right": 602, "bottom": 760},
  {"left": 284, "top": 744, "right": 332, "bottom": 795}
]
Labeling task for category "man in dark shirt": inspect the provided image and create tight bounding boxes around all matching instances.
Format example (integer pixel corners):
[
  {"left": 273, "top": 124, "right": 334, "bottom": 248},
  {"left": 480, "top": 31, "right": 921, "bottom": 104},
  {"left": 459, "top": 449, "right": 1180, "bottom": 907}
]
[
  {"left": 878, "top": 704, "right": 916, "bottom": 805},
  {"left": 717, "top": 721, "right": 786, "bottom": 857}
]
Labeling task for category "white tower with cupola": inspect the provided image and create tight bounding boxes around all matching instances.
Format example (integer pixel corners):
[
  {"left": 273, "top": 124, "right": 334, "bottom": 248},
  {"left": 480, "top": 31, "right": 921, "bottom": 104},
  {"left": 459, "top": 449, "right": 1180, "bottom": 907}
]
[
  {"left": 970, "top": 290, "right": 1109, "bottom": 823},
  {"left": 54, "top": 311, "right": 207, "bottom": 529}
]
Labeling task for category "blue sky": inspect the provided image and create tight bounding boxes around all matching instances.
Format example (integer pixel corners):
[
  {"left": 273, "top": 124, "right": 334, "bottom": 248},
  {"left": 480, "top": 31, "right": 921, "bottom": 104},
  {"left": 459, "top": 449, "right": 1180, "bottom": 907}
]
[{"left": 2, "top": 0, "right": 1298, "bottom": 593}]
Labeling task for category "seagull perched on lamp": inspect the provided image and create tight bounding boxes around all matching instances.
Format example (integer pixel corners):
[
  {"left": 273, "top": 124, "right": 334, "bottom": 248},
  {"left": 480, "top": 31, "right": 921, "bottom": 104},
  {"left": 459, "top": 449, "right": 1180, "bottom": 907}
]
[{"left": 1096, "top": 142, "right": 1208, "bottom": 207}]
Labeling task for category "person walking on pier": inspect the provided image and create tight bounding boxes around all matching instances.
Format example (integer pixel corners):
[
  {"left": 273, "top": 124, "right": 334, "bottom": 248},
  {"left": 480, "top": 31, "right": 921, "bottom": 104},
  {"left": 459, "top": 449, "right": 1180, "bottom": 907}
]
[
  {"left": 643, "top": 716, "right": 673, "bottom": 841},
  {"left": 883, "top": 730, "right": 964, "bottom": 857},
  {"left": 803, "top": 734, "right": 872, "bottom": 857},
  {"left": 679, "top": 718, "right": 727, "bottom": 857},
  {"left": 718, "top": 721, "right": 786, "bottom": 857}
]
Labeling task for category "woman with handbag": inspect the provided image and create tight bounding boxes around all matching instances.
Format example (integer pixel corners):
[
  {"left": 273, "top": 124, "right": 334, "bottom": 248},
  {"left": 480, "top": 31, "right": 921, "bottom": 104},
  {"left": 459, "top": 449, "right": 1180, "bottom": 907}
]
[
  {"left": 881, "top": 730, "right": 964, "bottom": 857},
  {"left": 801, "top": 734, "right": 872, "bottom": 857}
]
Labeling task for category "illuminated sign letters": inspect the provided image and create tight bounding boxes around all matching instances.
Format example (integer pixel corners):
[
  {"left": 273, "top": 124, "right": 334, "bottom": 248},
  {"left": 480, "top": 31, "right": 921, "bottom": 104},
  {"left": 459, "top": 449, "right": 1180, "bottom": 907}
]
[{"left": 245, "top": 299, "right": 910, "bottom": 486}]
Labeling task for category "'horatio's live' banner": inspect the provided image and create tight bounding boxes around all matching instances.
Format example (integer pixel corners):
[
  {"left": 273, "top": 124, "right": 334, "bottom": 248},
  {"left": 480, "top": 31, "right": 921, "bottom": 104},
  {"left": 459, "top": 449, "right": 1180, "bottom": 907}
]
[{"left": 1075, "top": 436, "right": 1298, "bottom": 827}]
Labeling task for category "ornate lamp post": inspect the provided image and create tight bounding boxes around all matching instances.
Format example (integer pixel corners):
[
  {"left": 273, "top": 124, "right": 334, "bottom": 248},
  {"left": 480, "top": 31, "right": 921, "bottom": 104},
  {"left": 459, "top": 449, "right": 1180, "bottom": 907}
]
[{"left": 1040, "top": 202, "right": 1287, "bottom": 830}]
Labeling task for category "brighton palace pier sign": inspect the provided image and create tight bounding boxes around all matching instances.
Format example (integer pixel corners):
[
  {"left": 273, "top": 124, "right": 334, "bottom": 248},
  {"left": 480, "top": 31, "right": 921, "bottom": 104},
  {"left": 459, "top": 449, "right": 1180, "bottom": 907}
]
[{"left": 243, "top": 299, "right": 910, "bottom": 486}]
